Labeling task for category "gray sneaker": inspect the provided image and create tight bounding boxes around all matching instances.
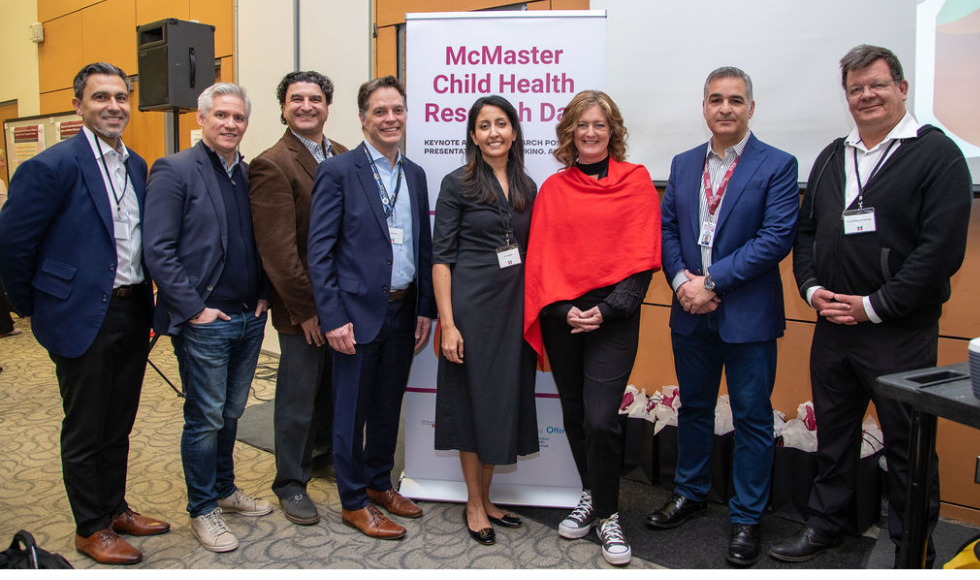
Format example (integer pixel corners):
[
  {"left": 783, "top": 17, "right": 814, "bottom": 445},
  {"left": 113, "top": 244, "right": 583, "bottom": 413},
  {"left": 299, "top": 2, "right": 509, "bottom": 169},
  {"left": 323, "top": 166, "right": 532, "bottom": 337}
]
[
  {"left": 597, "top": 513, "right": 631, "bottom": 565},
  {"left": 191, "top": 508, "right": 238, "bottom": 552},
  {"left": 559, "top": 490, "right": 596, "bottom": 539},
  {"left": 217, "top": 489, "right": 273, "bottom": 516},
  {"left": 280, "top": 493, "right": 319, "bottom": 525}
]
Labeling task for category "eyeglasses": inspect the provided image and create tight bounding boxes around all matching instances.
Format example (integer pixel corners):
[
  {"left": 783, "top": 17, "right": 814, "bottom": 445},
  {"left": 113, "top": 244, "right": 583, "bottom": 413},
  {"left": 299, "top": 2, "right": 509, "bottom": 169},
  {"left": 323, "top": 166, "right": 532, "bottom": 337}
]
[{"left": 846, "top": 80, "right": 897, "bottom": 100}]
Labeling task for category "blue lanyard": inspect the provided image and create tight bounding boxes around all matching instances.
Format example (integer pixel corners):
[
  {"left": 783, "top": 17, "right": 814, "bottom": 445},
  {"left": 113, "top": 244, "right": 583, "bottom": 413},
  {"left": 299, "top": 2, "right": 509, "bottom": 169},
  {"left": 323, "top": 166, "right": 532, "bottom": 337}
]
[{"left": 364, "top": 147, "right": 403, "bottom": 219}]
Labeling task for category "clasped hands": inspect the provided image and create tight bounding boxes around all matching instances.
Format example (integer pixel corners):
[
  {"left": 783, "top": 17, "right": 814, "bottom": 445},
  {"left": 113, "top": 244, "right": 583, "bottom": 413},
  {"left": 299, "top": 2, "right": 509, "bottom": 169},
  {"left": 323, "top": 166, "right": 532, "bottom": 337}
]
[
  {"left": 810, "top": 288, "right": 869, "bottom": 325},
  {"left": 567, "top": 306, "right": 603, "bottom": 334},
  {"left": 676, "top": 269, "right": 720, "bottom": 314}
]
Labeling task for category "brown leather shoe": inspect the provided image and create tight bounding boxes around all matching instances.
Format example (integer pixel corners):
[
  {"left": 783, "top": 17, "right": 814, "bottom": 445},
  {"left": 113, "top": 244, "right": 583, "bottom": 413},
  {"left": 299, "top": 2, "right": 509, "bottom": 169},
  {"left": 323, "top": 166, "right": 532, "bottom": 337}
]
[
  {"left": 342, "top": 505, "right": 406, "bottom": 539},
  {"left": 366, "top": 487, "right": 423, "bottom": 518},
  {"left": 112, "top": 508, "right": 171, "bottom": 536},
  {"left": 74, "top": 528, "right": 142, "bottom": 564}
]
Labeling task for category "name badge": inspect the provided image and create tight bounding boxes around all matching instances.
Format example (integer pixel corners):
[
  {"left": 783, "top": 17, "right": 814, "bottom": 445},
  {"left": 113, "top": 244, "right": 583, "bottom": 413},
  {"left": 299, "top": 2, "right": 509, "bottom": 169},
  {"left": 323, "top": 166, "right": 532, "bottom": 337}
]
[
  {"left": 698, "top": 221, "right": 716, "bottom": 248},
  {"left": 842, "top": 208, "right": 876, "bottom": 235},
  {"left": 389, "top": 227, "right": 404, "bottom": 245},
  {"left": 113, "top": 215, "right": 131, "bottom": 240},
  {"left": 496, "top": 244, "right": 521, "bottom": 269}
]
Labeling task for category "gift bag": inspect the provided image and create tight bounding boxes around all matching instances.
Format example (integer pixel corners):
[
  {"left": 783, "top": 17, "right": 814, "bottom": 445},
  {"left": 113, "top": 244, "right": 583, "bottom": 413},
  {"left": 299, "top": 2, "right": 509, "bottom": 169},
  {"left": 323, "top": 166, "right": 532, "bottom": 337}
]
[
  {"left": 619, "top": 385, "right": 658, "bottom": 484},
  {"left": 770, "top": 446, "right": 817, "bottom": 523},
  {"left": 621, "top": 415, "right": 657, "bottom": 485}
]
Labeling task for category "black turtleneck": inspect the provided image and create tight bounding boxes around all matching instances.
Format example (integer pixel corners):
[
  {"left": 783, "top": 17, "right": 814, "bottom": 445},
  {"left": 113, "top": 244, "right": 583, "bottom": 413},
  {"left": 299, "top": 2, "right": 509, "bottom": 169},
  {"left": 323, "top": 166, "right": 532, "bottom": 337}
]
[{"left": 575, "top": 156, "right": 609, "bottom": 179}]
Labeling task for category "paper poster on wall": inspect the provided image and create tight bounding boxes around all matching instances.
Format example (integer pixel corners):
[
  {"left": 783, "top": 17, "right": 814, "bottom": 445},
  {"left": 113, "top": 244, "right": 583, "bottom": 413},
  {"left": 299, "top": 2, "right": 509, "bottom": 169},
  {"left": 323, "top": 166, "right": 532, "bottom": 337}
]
[
  {"left": 58, "top": 121, "right": 84, "bottom": 141},
  {"left": 11, "top": 125, "right": 45, "bottom": 173},
  {"left": 402, "top": 10, "right": 607, "bottom": 508}
]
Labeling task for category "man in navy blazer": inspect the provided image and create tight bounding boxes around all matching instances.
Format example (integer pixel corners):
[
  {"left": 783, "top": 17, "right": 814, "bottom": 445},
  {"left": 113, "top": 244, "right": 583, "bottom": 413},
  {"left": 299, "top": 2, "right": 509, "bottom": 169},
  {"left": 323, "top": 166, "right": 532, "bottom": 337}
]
[
  {"left": 647, "top": 67, "right": 799, "bottom": 566},
  {"left": 143, "top": 82, "right": 273, "bottom": 553},
  {"left": 0, "top": 62, "right": 169, "bottom": 564},
  {"left": 308, "top": 76, "right": 436, "bottom": 539}
]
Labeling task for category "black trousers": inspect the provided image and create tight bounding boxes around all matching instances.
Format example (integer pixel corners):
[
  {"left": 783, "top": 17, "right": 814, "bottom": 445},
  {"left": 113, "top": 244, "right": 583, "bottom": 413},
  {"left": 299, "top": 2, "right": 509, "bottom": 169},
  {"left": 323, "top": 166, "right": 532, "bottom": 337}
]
[
  {"left": 49, "top": 288, "right": 151, "bottom": 537},
  {"left": 807, "top": 319, "right": 941, "bottom": 567},
  {"left": 540, "top": 310, "right": 640, "bottom": 519},
  {"left": 272, "top": 332, "right": 333, "bottom": 498},
  {"left": 0, "top": 278, "right": 14, "bottom": 334}
]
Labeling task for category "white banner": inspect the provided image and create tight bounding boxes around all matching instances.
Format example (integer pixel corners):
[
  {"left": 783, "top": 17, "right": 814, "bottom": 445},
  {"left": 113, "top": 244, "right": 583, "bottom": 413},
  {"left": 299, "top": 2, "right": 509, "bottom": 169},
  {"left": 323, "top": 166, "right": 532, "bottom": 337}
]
[{"left": 402, "top": 10, "right": 607, "bottom": 508}]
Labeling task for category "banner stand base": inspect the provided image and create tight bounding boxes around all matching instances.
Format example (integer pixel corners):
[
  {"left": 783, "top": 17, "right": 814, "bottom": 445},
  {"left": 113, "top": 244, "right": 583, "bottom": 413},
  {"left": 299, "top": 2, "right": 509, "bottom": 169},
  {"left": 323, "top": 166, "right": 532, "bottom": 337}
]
[{"left": 398, "top": 476, "right": 581, "bottom": 509}]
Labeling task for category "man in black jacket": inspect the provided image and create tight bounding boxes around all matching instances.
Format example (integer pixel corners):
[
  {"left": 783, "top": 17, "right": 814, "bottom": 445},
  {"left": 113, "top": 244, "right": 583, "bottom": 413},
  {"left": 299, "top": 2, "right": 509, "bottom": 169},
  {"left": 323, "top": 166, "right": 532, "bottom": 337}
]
[{"left": 769, "top": 44, "right": 972, "bottom": 567}]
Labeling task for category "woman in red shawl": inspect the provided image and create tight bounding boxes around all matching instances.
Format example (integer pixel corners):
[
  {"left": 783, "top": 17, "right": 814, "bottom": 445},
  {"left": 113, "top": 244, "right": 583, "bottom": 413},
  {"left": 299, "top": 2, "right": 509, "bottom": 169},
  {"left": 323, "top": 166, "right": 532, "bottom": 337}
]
[{"left": 523, "top": 90, "right": 661, "bottom": 566}]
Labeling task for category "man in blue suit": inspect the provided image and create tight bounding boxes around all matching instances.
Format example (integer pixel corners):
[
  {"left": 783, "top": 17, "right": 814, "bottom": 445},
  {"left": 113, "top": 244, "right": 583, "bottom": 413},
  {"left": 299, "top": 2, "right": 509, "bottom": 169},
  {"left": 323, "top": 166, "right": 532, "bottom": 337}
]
[
  {"left": 647, "top": 66, "right": 799, "bottom": 566},
  {"left": 144, "top": 82, "right": 273, "bottom": 553},
  {"left": 0, "top": 62, "right": 169, "bottom": 564},
  {"left": 308, "top": 76, "right": 436, "bottom": 539}
]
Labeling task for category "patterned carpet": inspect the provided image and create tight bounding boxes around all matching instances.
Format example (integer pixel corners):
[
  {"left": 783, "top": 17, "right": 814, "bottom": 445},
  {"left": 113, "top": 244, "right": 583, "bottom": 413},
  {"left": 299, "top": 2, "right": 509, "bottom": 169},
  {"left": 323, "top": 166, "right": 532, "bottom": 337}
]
[{"left": 0, "top": 318, "right": 660, "bottom": 569}]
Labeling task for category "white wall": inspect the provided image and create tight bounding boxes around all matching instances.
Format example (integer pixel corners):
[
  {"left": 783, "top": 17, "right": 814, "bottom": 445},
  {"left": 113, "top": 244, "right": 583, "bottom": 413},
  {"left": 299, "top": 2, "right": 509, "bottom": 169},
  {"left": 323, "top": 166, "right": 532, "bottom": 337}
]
[{"left": 236, "top": 0, "right": 371, "bottom": 354}]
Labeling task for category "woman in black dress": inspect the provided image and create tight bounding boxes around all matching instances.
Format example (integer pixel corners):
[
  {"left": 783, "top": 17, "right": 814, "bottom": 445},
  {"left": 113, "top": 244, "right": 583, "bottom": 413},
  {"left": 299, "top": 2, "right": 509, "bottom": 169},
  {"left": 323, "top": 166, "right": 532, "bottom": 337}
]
[{"left": 432, "top": 95, "right": 538, "bottom": 546}]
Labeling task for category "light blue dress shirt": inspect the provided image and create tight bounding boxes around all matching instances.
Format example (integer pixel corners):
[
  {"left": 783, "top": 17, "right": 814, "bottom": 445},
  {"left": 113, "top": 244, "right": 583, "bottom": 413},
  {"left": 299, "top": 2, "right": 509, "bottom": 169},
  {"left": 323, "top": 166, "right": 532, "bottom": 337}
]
[{"left": 363, "top": 140, "right": 416, "bottom": 290}]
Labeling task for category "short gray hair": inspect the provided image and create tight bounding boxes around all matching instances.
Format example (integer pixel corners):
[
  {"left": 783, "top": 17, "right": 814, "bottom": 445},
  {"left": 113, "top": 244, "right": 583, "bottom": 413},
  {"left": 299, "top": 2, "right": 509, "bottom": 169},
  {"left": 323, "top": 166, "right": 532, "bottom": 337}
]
[
  {"left": 839, "top": 44, "right": 904, "bottom": 90},
  {"left": 198, "top": 82, "right": 251, "bottom": 119},
  {"left": 703, "top": 66, "right": 753, "bottom": 103}
]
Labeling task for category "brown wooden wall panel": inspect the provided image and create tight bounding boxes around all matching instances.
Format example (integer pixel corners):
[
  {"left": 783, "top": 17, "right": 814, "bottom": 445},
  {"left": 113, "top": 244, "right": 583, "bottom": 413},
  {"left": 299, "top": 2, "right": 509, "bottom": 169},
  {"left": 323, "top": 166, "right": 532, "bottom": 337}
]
[
  {"left": 939, "top": 196, "right": 980, "bottom": 340},
  {"left": 781, "top": 250, "right": 817, "bottom": 322},
  {"left": 39, "top": 88, "right": 73, "bottom": 115},
  {"left": 135, "top": 0, "right": 189, "bottom": 24},
  {"left": 38, "top": 13, "right": 85, "bottom": 94},
  {"left": 525, "top": 1, "right": 552, "bottom": 10},
  {"left": 629, "top": 304, "right": 676, "bottom": 392},
  {"left": 81, "top": 0, "right": 138, "bottom": 74},
  {"left": 190, "top": 0, "right": 234, "bottom": 58},
  {"left": 941, "top": 504, "right": 980, "bottom": 528},
  {"left": 0, "top": 102, "right": 19, "bottom": 184},
  {"left": 123, "top": 80, "right": 165, "bottom": 167},
  {"left": 375, "top": 26, "right": 397, "bottom": 79},
  {"left": 377, "top": 0, "right": 514, "bottom": 27},
  {"left": 551, "top": 0, "right": 590, "bottom": 8},
  {"left": 38, "top": 0, "right": 100, "bottom": 22}
]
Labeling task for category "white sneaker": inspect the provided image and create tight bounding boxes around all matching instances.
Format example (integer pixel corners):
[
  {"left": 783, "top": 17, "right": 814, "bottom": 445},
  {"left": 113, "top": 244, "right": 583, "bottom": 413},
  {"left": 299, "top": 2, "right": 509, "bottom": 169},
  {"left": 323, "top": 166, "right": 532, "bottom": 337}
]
[
  {"left": 217, "top": 489, "right": 273, "bottom": 516},
  {"left": 597, "top": 513, "right": 631, "bottom": 565},
  {"left": 191, "top": 508, "right": 239, "bottom": 552},
  {"left": 559, "top": 490, "right": 596, "bottom": 539}
]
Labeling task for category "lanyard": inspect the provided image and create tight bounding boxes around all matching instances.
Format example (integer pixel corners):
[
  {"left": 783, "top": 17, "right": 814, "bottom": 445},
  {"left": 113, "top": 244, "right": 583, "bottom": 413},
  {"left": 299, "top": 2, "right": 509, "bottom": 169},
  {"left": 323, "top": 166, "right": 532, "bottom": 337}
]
[
  {"left": 94, "top": 137, "right": 130, "bottom": 212},
  {"left": 702, "top": 153, "right": 740, "bottom": 216},
  {"left": 364, "top": 147, "right": 403, "bottom": 219},
  {"left": 852, "top": 139, "right": 896, "bottom": 210}
]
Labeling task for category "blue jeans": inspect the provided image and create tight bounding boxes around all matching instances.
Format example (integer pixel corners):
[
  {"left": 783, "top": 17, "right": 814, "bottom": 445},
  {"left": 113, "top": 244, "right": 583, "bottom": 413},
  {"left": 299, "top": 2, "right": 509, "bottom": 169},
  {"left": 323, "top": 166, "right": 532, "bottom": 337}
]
[
  {"left": 172, "top": 311, "right": 266, "bottom": 517},
  {"left": 671, "top": 314, "right": 777, "bottom": 524}
]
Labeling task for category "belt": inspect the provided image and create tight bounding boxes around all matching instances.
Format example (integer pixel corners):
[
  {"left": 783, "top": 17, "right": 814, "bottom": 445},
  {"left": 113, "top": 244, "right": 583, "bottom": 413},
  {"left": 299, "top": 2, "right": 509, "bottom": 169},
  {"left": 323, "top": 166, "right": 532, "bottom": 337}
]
[
  {"left": 389, "top": 284, "right": 412, "bottom": 303},
  {"left": 111, "top": 283, "right": 145, "bottom": 298}
]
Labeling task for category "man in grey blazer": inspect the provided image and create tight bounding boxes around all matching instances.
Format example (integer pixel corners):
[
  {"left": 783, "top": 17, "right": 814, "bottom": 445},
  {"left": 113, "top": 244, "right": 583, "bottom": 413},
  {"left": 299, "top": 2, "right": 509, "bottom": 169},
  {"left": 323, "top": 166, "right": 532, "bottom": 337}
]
[{"left": 144, "top": 82, "right": 273, "bottom": 553}]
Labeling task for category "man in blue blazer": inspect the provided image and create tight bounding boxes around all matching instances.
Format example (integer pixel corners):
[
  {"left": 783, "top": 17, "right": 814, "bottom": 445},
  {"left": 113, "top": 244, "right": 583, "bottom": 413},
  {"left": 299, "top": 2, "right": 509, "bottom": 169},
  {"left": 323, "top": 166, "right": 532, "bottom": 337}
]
[
  {"left": 647, "top": 67, "right": 799, "bottom": 566},
  {"left": 0, "top": 62, "right": 169, "bottom": 564},
  {"left": 143, "top": 82, "right": 273, "bottom": 553},
  {"left": 308, "top": 76, "right": 436, "bottom": 539}
]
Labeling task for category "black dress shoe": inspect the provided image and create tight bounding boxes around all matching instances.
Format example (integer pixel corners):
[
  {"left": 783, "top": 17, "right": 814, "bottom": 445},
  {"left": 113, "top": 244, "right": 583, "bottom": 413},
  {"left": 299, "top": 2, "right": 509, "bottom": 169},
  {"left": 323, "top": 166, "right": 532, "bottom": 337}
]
[
  {"left": 768, "top": 527, "right": 841, "bottom": 562},
  {"left": 464, "top": 511, "right": 495, "bottom": 545},
  {"left": 488, "top": 513, "right": 521, "bottom": 528},
  {"left": 645, "top": 493, "right": 707, "bottom": 529},
  {"left": 726, "top": 523, "right": 760, "bottom": 566}
]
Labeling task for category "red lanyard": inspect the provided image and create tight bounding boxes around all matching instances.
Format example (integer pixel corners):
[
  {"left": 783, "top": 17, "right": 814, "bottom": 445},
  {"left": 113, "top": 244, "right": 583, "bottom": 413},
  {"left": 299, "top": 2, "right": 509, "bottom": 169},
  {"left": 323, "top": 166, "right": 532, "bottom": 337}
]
[{"left": 702, "top": 153, "right": 740, "bottom": 215}]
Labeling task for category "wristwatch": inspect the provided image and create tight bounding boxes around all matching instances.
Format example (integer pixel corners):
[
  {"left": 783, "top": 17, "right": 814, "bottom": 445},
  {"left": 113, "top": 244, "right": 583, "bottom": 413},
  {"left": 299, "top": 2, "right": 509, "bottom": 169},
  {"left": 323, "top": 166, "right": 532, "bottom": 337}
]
[{"left": 703, "top": 274, "right": 716, "bottom": 292}]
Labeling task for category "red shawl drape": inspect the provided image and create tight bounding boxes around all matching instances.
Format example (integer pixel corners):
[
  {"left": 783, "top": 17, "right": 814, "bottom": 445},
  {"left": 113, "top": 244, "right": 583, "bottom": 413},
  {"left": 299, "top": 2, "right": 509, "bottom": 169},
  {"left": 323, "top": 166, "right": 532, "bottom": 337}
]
[{"left": 523, "top": 158, "right": 662, "bottom": 357}]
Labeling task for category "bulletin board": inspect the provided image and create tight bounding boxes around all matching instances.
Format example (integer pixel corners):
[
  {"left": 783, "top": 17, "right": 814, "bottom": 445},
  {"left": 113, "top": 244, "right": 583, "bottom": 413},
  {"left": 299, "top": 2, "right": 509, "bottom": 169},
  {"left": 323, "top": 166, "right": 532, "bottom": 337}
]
[{"left": 3, "top": 111, "right": 82, "bottom": 179}]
